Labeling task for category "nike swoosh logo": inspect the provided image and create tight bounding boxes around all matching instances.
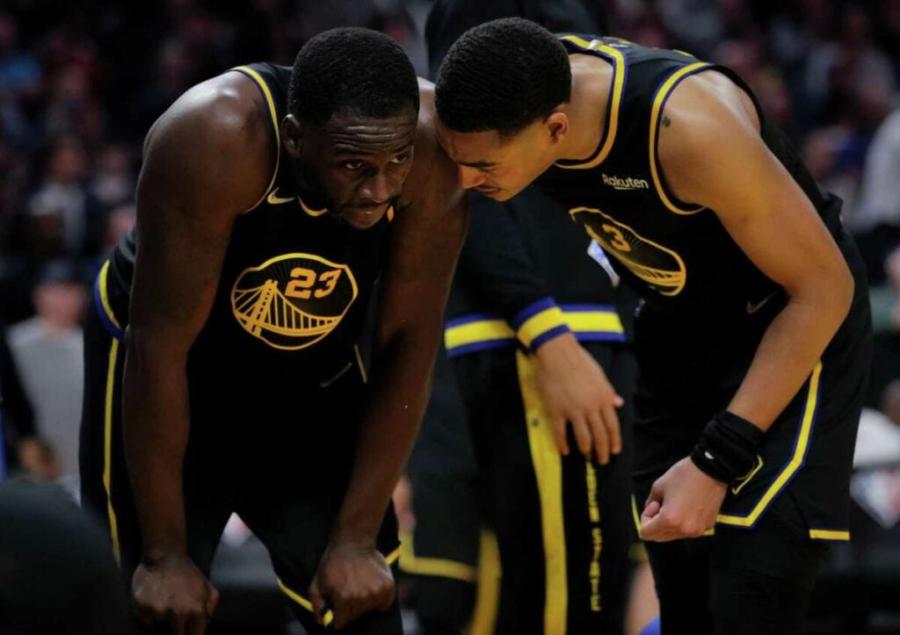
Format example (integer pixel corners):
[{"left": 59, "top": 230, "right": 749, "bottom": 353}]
[
  {"left": 267, "top": 188, "right": 295, "bottom": 205},
  {"left": 746, "top": 293, "right": 776, "bottom": 315}
]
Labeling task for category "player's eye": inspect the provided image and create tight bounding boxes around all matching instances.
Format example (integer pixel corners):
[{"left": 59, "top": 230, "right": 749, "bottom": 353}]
[
  {"left": 390, "top": 152, "right": 411, "bottom": 165},
  {"left": 341, "top": 160, "right": 364, "bottom": 170}
]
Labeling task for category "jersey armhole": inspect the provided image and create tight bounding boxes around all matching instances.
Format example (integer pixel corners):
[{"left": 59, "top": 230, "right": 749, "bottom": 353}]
[
  {"left": 230, "top": 65, "right": 281, "bottom": 213},
  {"left": 648, "top": 62, "right": 712, "bottom": 216}
]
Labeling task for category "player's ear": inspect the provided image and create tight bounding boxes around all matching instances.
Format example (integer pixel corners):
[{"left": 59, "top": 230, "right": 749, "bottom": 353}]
[
  {"left": 281, "top": 114, "right": 303, "bottom": 158},
  {"left": 546, "top": 111, "right": 569, "bottom": 144}
]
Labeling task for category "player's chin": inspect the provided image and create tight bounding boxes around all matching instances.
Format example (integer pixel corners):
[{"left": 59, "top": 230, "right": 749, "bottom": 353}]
[
  {"left": 475, "top": 185, "right": 514, "bottom": 202},
  {"left": 338, "top": 205, "right": 389, "bottom": 230}
]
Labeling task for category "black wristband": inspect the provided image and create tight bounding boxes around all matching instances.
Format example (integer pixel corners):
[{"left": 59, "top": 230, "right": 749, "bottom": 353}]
[{"left": 690, "top": 411, "right": 764, "bottom": 484}]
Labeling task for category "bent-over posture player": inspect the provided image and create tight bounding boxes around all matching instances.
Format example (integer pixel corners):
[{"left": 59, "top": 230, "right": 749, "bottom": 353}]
[
  {"left": 434, "top": 18, "right": 871, "bottom": 635},
  {"left": 81, "top": 28, "right": 466, "bottom": 634}
]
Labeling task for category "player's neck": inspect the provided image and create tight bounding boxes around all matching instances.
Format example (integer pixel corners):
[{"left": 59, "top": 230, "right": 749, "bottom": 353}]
[{"left": 557, "top": 55, "right": 613, "bottom": 162}]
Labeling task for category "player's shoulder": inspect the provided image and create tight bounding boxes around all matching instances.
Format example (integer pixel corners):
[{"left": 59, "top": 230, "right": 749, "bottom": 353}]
[
  {"left": 140, "top": 69, "right": 274, "bottom": 214},
  {"left": 413, "top": 78, "right": 440, "bottom": 161},
  {"left": 399, "top": 78, "right": 464, "bottom": 211},
  {"left": 144, "top": 69, "right": 271, "bottom": 163},
  {"left": 658, "top": 68, "right": 761, "bottom": 163}
]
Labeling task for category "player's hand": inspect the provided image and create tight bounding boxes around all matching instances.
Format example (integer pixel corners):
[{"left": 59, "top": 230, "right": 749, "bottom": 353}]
[
  {"left": 309, "top": 542, "right": 395, "bottom": 630},
  {"left": 640, "top": 457, "right": 727, "bottom": 542},
  {"left": 132, "top": 554, "right": 219, "bottom": 635},
  {"left": 534, "top": 332, "right": 624, "bottom": 464}
]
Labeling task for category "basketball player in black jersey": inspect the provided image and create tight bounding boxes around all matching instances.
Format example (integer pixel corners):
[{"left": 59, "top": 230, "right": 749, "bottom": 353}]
[
  {"left": 433, "top": 18, "right": 871, "bottom": 635},
  {"left": 80, "top": 28, "right": 466, "bottom": 634}
]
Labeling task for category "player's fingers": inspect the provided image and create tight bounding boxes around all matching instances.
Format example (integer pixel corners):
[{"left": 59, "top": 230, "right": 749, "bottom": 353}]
[
  {"left": 206, "top": 584, "right": 220, "bottom": 616},
  {"left": 602, "top": 403, "right": 622, "bottom": 455},
  {"left": 551, "top": 417, "right": 570, "bottom": 455},
  {"left": 641, "top": 499, "right": 661, "bottom": 523},
  {"left": 333, "top": 596, "right": 360, "bottom": 631},
  {"left": 169, "top": 614, "right": 187, "bottom": 635},
  {"left": 586, "top": 410, "right": 609, "bottom": 464},
  {"left": 308, "top": 579, "right": 327, "bottom": 624},
  {"left": 570, "top": 414, "right": 593, "bottom": 457},
  {"left": 185, "top": 614, "right": 206, "bottom": 635}
]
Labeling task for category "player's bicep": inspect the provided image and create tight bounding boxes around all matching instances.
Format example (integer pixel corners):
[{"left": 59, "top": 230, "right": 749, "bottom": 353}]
[
  {"left": 129, "top": 98, "right": 265, "bottom": 353},
  {"left": 660, "top": 88, "right": 847, "bottom": 296}
]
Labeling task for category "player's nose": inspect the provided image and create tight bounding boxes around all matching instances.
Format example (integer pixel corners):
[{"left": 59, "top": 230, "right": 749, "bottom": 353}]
[{"left": 458, "top": 165, "right": 487, "bottom": 190}]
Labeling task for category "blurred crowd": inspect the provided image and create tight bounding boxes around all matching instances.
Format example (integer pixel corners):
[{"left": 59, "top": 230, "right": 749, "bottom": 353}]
[{"left": 1, "top": 0, "right": 900, "bottom": 631}]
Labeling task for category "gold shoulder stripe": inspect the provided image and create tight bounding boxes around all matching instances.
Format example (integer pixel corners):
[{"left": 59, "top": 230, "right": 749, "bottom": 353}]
[
  {"left": 231, "top": 65, "right": 281, "bottom": 213},
  {"left": 648, "top": 62, "right": 710, "bottom": 215},
  {"left": 555, "top": 37, "right": 625, "bottom": 171}
]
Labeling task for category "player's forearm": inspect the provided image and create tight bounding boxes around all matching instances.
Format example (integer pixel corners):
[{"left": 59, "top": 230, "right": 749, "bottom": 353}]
[
  {"left": 727, "top": 278, "right": 852, "bottom": 430},
  {"left": 122, "top": 331, "right": 191, "bottom": 561},
  {"left": 331, "top": 328, "right": 439, "bottom": 547}
]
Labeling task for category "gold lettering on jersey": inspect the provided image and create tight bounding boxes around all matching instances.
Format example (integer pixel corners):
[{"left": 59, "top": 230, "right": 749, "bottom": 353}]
[
  {"left": 570, "top": 207, "right": 687, "bottom": 296},
  {"left": 585, "top": 462, "right": 602, "bottom": 612},
  {"left": 231, "top": 253, "right": 358, "bottom": 350}
]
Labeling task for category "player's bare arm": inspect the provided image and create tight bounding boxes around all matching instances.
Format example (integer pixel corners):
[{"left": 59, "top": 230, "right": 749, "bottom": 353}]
[
  {"left": 125, "top": 71, "right": 272, "bottom": 631},
  {"left": 661, "top": 72, "right": 853, "bottom": 429},
  {"left": 309, "top": 83, "right": 468, "bottom": 629},
  {"left": 641, "top": 72, "right": 853, "bottom": 542}
]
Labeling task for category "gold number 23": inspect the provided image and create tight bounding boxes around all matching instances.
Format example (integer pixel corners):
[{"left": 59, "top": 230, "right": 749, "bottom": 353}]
[{"left": 285, "top": 267, "right": 342, "bottom": 300}]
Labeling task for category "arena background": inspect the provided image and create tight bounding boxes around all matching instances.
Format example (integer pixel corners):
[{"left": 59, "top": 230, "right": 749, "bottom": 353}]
[{"left": 1, "top": 1, "right": 899, "bottom": 633}]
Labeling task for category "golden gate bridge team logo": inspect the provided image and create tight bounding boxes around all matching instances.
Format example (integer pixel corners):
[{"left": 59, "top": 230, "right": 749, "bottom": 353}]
[
  {"left": 569, "top": 206, "right": 687, "bottom": 296},
  {"left": 231, "top": 253, "right": 358, "bottom": 350}
]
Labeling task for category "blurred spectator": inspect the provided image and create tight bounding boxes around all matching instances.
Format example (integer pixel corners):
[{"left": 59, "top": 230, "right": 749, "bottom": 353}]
[
  {"left": 0, "top": 321, "right": 35, "bottom": 477},
  {"left": 27, "top": 136, "right": 102, "bottom": 258},
  {"left": 90, "top": 143, "right": 134, "bottom": 210},
  {"left": 7, "top": 260, "right": 87, "bottom": 483},
  {"left": 855, "top": 380, "right": 900, "bottom": 468},
  {"left": 853, "top": 108, "right": 900, "bottom": 234},
  {"left": 0, "top": 13, "right": 42, "bottom": 150}
]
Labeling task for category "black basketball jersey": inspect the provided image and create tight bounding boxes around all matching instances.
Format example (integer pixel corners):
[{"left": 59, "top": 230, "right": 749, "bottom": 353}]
[
  {"left": 536, "top": 35, "right": 844, "bottom": 320},
  {"left": 108, "top": 63, "right": 392, "bottom": 387}
]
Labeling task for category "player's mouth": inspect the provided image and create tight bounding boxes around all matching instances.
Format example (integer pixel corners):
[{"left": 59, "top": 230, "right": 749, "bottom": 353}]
[
  {"left": 339, "top": 202, "right": 390, "bottom": 229},
  {"left": 475, "top": 186, "right": 501, "bottom": 196}
]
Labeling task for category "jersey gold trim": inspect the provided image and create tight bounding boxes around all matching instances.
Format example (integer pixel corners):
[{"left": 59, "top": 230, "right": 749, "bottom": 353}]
[
  {"left": 555, "top": 36, "right": 626, "bottom": 171},
  {"left": 398, "top": 529, "right": 478, "bottom": 583},
  {"left": 231, "top": 65, "right": 281, "bottom": 213},
  {"left": 809, "top": 528, "right": 850, "bottom": 541},
  {"left": 570, "top": 206, "right": 687, "bottom": 296},
  {"left": 231, "top": 252, "right": 358, "bottom": 350},
  {"left": 649, "top": 62, "right": 711, "bottom": 215},
  {"left": 298, "top": 194, "right": 328, "bottom": 217},
  {"left": 103, "top": 338, "right": 122, "bottom": 565},
  {"left": 717, "top": 362, "right": 822, "bottom": 528}
]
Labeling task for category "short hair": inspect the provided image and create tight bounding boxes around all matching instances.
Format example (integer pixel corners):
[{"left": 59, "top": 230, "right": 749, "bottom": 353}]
[
  {"left": 289, "top": 27, "right": 419, "bottom": 126},
  {"left": 435, "top": 18, "right": 571, "bottom": 136}
]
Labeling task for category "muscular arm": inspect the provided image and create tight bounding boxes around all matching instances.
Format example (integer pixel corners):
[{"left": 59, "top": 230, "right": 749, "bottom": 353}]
[
  {"left": 332, "top": 93, "right": 467, "bottom": 546},
  {"left": 309, "top": 87, "right": 467, "bottom": 629},
  {"left": 640, "top": 73, "right": 853, "bottom": 542},
  {"left": 124, "top": 73, "right": 271, "bottom": 564},
  {"left": 659, "top": 73, "right": 853, "bottom": 430}
]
